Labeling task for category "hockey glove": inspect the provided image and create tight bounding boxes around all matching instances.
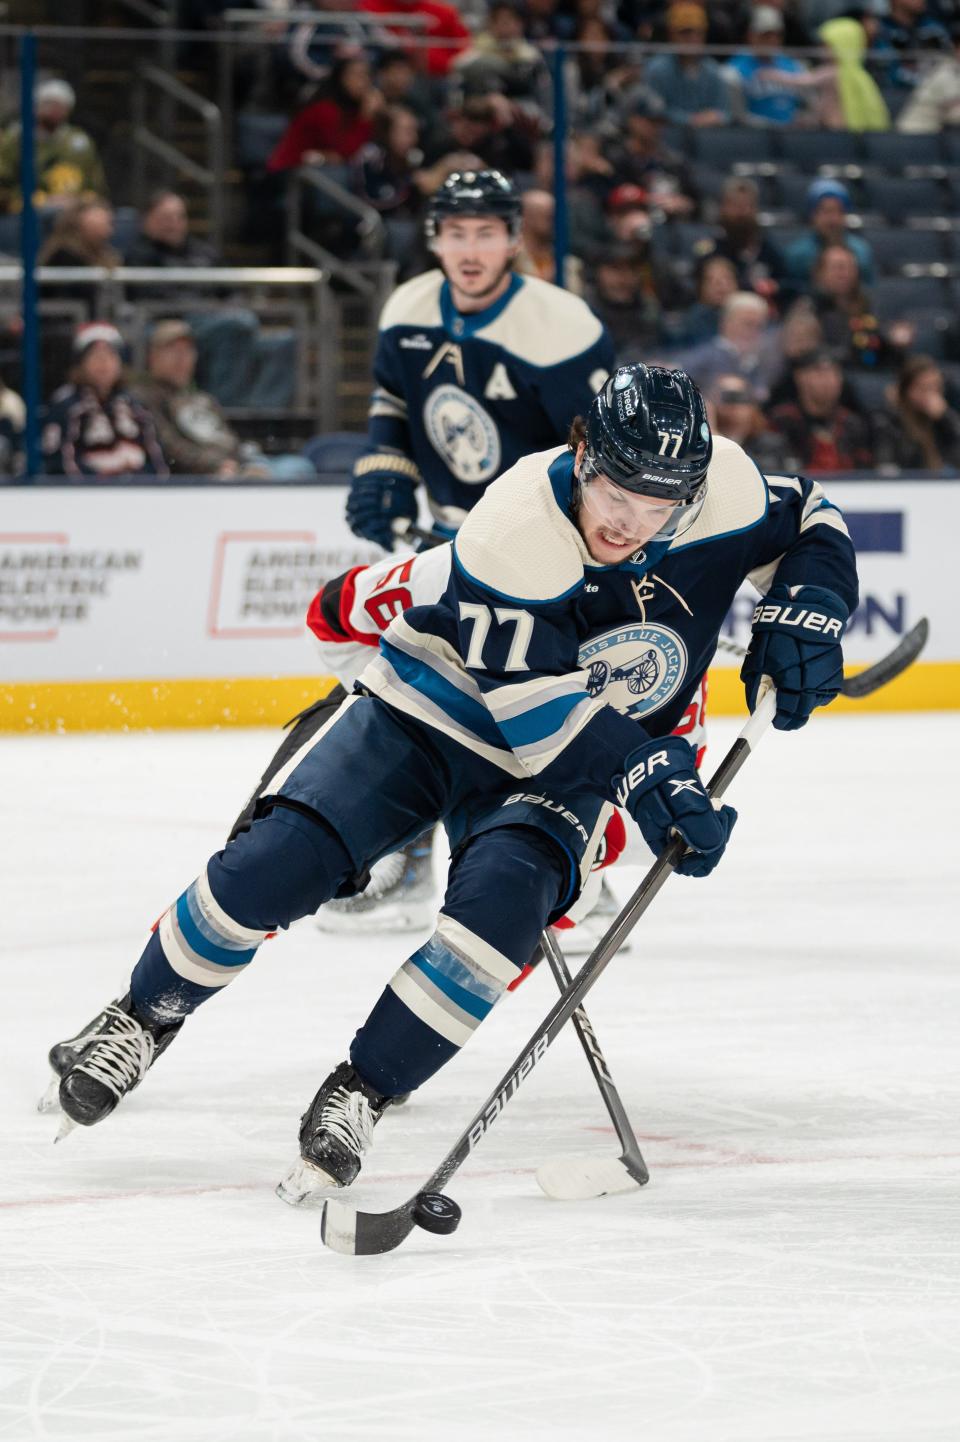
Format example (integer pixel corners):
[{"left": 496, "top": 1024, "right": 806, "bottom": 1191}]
[
  {"left": 741, "top": 583, "right": 848, "bottom": 732},
  {"left": 616, "top": 736, "right": 737, "bottom": 879},
  {"left": 346, "top": 455, "right": 419, "bottom": 551}
]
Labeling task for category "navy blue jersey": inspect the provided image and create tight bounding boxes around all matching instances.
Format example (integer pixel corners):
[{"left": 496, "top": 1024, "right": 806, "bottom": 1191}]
[
  {"left": 360, "top": 437, "right": 859, "bottom": 802},
  {"left": 363, "top": 270, "right": 614, "bottom": 530}
]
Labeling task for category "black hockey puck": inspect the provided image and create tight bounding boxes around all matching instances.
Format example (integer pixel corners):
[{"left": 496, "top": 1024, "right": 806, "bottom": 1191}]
[{"left": 413, "top": 1191, "right": 461, "bottom": 1235}]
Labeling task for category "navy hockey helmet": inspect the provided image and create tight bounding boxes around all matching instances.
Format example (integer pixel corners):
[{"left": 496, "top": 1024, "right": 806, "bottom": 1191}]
[
  {"left": 585, "top": 364, "right": 712, "bottom": 501},
  {"left": 425, "top": 169, "right": 522, "bottom": 242},
  {"left": 578, "top": 365, "right": 712, "bottom": 545}
]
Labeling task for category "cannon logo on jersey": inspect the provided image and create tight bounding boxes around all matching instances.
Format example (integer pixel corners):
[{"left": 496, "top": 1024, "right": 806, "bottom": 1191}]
[
  {"left": 578, "top": 623, "right": 687, "bottom": 720},
  {"left": 423, "top": 385, "right": 501, "bottom": 484}
]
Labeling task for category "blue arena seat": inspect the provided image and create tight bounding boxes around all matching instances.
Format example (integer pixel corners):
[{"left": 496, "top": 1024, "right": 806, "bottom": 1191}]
[
  {"left": 860, "top": 175, "right": 946, "bottom": 222},
  {"left": 301, "top": 431, "right": 368, "bottom": 481},
  {"left": 860, "top": 131, "right": 944, "bottom": 173},
  {"left": 235, "top": 112, "right": 288, "bottom": 170},
  {"left": 859, "top": 227, "right": 945, "bottom": 274},
  {"left": 688, "top": 127, "right": 777, "bottom": 170},
  {"left": 849, "top": 370, "right": 896, "bottom": 415},
  {"left": 776, "top": 130, "right": 861, "bottom": 170},
  {"left": 870, "top": 274, "right": 948, "bottom": 321}
]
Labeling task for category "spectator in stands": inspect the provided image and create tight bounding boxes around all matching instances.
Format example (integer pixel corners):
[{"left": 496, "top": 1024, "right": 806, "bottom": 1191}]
[
  {"left": 564, "top": 16, "right": 640, "bottom": 127},
  {"left": 524, "top": 0, "right": 563, "bottom": 42},
  {"left": 515, "top": 189, "right": 585, "bottom": 292},
  {"left": 705, "top": 373, "right": 783, "bottom": 471},
  {"left": 644, "top": 4, "right": 732, "bottom": 128},
  {"left": 454, "top": 0, "right": 547, "bottom": 106},
  {"left": 872, "top": 354, "right": 960, "bottom": 470},
  {"left": 273, "top": 1, "right": 372, "bottom": 91},
  {"left": 725, "top": 7, "right": 809, "bottom": 126},
  {"left": 375, "top": 48, "right": 439, "bottom": 141},
  {"left": 818, "top": 14, "right": 890, "bottom": 132},
  {"left": 897, "top": 22, "right": 960, "bottom": 131},
  {"left": 665, "top": 253, "right": 739, "bottom": 347},
  {"left": 42, "top": 322, "right": 168, "bottom": 479},
  {"left": 767, "top": 348, "right": 873, "bottom": 473},
  {"left": 268, "top": 51, "right": 383, "bottom": 172},
  {"left": 0, "top": 80, "right": 107, "bottom": 215},
  {"left": 127, "top": 190, "right": 295, "bottom": 411},
  {"left": 675, "top": 289, "right": 780, "bottom": 399},
  {"left": 353, "top": 106, "right": 424, "bottom": 218},
  {"left": 357, "top": 0, "right": 471, "bottom": 79},
  {"left": 873, "top": 0, "right": 951, "bottom": 90},
  {"left": 126, "top": 189, "right": 215, "bottom": 269},
  {"left": 708, "top": 177, "right": 788, "bottom": 304},
  {"left": 584, "top": 242, "right": 662, "bottom": 360},
  {"left": 432, "top": 90, "right": 536, "bottom": 173},
  {"left": 0, "top": 376, "right": 25, "bottom": 478},
  {"left": 783, "top": 179, "right": 875, "bottom": 287},
  {"left": 132, "top": 320, "right": 315, "bottom": 480},
  {"left": 604, "top": 89, "right": 697, "bottom": 219},
  {"left": 39, "top": 199, "right": 120, "bottom": 269},
  {"left": 808, "top": 242, "right": 915, "bottom": 370}
]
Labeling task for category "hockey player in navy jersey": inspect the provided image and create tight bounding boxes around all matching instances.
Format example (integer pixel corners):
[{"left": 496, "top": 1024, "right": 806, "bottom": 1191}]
[
  {"left": 50, "top": 365, "right": 858, "bottom": 1205},
  {"left": 328, "top": 166, "right": 614, "bottom": 930},
  {"left": 346, "top": 167, "right": 614, "bottom": 547}
]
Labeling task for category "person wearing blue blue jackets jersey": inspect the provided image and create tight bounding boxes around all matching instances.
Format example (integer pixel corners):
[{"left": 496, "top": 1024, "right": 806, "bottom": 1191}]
[
  {"left": 346, "top": 167, "right": 615, "bottom": 547},
  {"left": 333, "top": 167, "right": 614, "bottom": 933},
  {"left": 51, "top": 366, "right": 858, "bottom": 1204},
  {"left": 725, "top": 8, "right": 808, "bottom": 126}
]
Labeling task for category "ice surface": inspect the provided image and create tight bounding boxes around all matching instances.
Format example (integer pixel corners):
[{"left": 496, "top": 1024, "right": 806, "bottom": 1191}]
[{"left": 1, "top": 715, "right": 959, "bottom": 1441}]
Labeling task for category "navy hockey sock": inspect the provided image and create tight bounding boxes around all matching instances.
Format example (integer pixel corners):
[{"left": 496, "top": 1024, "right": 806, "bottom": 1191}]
[
  {"left": 131, "top": 806, "right": 354, "bottom": 1024},
  {"left": 350, "top": 827, "right": 566, "bottom": 1095}
]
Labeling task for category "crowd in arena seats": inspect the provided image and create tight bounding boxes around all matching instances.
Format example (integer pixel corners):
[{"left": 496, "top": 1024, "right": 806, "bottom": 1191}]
[{"left": 8, "top": 0, "right": 960, "bottom": 478}]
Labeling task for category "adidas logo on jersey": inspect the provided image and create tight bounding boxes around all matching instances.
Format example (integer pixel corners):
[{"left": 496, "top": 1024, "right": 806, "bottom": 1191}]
[{"left": 400, "top": 334, "right": 432, "bottom": 350}]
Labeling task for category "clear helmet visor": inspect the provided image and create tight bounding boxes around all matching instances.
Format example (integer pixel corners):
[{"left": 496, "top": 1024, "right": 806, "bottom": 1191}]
[{"left": 577, "top": 457, "right": 706, "bottom": 547}]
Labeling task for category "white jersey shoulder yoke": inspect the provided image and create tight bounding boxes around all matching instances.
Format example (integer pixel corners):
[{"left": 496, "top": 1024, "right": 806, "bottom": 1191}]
[{"left": 454, "top": 446, "right": 585, "bottom": 604}]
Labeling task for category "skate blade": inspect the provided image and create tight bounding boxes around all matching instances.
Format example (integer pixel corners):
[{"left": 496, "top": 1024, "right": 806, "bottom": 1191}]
[
  {"left": 275, "top": 1156, "right": 345, "bottom": 1208},
  {"left": 314, "top": 902, "right": 435, "bottom": 935},
  {"left": 37, "top": 1073, "right": 63, "bottom": 1114},
  {"left": 53, "top": 1112, "right": 77, "bottom": 1144}
]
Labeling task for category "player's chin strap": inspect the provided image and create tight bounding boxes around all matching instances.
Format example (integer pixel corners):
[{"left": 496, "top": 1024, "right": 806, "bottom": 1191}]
[{"left": 320, "top": 688, "right": 779, "bottom": 1255}]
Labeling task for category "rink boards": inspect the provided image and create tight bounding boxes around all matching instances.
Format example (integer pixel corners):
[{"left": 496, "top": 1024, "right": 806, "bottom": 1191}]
[{"left": 1, "top": 479, "right": 957, "bottom": 731}]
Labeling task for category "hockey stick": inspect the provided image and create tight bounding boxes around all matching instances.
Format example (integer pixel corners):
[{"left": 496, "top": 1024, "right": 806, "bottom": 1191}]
[
  {"left": 715, "top": 617, "right": 929, "bottom": 700},
  {"left": 536, "top": 928, "right": 649, "bottom": 1199},
  {"left": 320, "top": 688, "right": 777, "bottom": 1255},
  {"left": 532, "top": 622, "right": 929, "bottom": 1197}
]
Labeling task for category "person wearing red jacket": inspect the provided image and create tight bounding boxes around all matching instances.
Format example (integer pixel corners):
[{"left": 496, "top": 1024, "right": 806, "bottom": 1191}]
[
  {"left": 357, "top": 0, "right": 471, "bottom": 77},
  {"left": 268, "top": 52, "right": 382, "bottom": 172}
]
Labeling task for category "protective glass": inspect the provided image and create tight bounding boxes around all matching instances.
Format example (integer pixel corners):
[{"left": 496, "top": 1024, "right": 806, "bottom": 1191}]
[{"left": 578, "top": 457, "right": 706, "bottom": 546}]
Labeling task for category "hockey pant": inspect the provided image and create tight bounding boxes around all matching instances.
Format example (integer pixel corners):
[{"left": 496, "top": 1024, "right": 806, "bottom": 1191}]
[{"left": 129, "top": 694, "right": 608, "bottom": 1098}]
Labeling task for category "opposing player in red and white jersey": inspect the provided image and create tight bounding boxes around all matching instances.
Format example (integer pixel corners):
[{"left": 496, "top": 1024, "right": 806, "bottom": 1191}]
[{"left": 230, "top": 538, "right": 708, "bottom": 953}]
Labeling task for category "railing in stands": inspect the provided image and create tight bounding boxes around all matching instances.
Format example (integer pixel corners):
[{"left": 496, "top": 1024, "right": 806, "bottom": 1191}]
[{"left": 131, "top": 66, "right": 225, "bottom": 255}]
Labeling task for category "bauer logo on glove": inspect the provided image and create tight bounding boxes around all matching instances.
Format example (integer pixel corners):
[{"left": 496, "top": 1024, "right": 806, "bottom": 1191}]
[{"left": 742, "top": 583, "right": 849, "bottom": 732}]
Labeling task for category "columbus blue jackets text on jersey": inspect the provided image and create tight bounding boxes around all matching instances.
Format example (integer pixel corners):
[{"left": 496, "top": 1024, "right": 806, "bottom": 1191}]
[{"left": 362, "top": 270, "right": 614, "bottom": 528}]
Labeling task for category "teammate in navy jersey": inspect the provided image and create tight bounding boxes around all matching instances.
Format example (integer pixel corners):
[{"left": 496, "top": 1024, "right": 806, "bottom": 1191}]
[
  {"left": 50, "top": 365, "right": 858, "bottom": 1206},
  {"left": 335, "top": 167, "right": 614, "bottom": 928},
  {"left": 346, "top": 168, "right": 614, "bottom": 547}
]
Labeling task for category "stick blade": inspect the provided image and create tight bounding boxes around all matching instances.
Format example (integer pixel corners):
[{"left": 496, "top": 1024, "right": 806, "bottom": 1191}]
[
  {"left": 536, "top": 1154, "right": 647, "bottom": 1201},
  {"left": 321, "top": 1198, "right": 417, "bottom": 1256},
  {"left": 841, "top": 617, "right": 929, "bottom": 698}
]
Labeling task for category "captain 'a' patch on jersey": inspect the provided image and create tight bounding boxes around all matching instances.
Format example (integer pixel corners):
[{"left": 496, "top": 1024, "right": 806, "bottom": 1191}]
[{"left": 367, "top": 270, "right": 614, "bottom": 525}]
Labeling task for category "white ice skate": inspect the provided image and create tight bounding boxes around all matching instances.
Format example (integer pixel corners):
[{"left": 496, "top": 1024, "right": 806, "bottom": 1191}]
[{"left": 315, "top": 836, "right": 435, "bottom": 934}]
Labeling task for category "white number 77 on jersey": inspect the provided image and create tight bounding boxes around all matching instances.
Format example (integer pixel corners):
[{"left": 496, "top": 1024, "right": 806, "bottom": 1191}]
[{"left": 459, "top": 603, "right": 533, "bottom": 671}]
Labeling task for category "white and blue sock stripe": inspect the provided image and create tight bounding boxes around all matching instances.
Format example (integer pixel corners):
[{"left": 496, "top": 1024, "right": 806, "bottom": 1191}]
[
  {"left": 158, "top": 870, "right": 268, "bottom": 991},
  {"left": 388, "top": 916, "right": 518, "bottom": 1048}
]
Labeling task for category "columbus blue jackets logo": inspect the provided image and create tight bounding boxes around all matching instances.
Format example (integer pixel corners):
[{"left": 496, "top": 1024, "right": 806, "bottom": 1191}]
[
  {"left": 579, "top": 624, "right": 687, "bottom": 719},
  {"left": 423, "top": 385, "right": 501, "bottom": 484}
]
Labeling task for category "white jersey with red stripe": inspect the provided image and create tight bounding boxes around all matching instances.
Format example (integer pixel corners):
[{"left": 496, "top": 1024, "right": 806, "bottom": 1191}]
[{"left": 306, "top": 543, "right": 709, "bottom": 767}]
